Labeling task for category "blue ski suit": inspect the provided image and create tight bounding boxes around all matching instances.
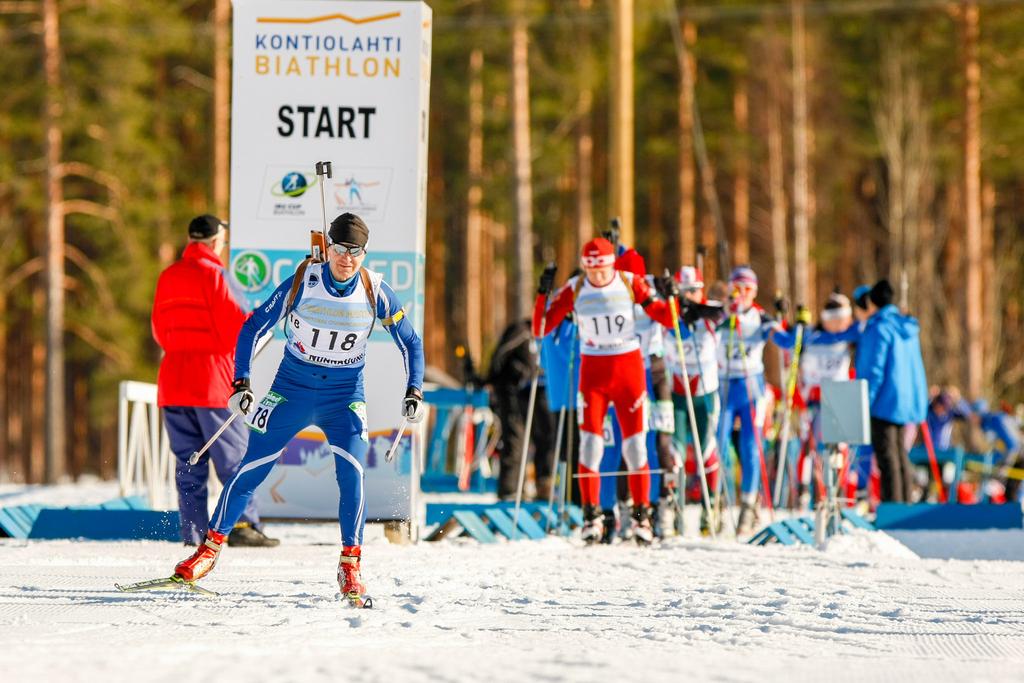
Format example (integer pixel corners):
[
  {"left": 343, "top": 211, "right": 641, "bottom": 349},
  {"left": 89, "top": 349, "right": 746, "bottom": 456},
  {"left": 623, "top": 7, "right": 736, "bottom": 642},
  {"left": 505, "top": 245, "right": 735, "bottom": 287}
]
[
  {"left": 208, "top": 262, "right": 424, "bottom": 546},
  {"left": 717, "top": 306, "right": 784, "bottom": 500}
]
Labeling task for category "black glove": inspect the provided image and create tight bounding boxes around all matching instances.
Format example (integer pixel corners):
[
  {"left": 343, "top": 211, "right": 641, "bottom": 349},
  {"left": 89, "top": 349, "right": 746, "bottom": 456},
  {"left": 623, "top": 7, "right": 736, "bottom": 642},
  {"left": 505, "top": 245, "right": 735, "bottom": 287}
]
[
  {"left": 683, "top": 301, "right": 723, "bottom": 327},
  {"left": 774, "top": 292, "right": 788, "bottom": 317},
  {"left": 228, "top": 378, "right": 255, "bottom": 416},
  {"left": 403, "top": 386, "right": 425, "bottom": 423},
  {"left": 537, "top": 263, "right": 558, "bottom": 296},
  {"left": 654, "top": 274, "right": 680, "bottom": 300}
]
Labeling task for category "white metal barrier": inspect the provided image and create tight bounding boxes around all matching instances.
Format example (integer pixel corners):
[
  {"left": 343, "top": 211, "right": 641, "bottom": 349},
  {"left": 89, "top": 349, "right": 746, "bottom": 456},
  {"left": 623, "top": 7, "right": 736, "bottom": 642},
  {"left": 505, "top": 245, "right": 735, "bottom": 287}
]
[
  {"left": 117, "top": 381, "right": 175, "bottom": 510},
  {"left": 117, "top": 380, "right": 229, "bottom": 512}
]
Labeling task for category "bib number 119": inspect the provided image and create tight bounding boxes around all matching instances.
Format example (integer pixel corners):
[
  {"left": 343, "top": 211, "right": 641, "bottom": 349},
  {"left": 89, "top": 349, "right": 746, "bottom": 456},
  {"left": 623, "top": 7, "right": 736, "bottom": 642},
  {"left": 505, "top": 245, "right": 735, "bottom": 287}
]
[{"left": 589, "top": 314, "right": 626, "bottom": 335}]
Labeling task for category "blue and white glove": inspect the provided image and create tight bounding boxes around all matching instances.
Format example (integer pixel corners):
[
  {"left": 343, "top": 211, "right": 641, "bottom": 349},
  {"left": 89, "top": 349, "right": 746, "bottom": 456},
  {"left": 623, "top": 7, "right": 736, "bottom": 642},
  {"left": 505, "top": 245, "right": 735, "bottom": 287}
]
[
  {"left": 403, "top": 387, "right": 425, "bottom": 423},
  {"left": 228, "top": 378, "right": 255, "bottom": 416}
]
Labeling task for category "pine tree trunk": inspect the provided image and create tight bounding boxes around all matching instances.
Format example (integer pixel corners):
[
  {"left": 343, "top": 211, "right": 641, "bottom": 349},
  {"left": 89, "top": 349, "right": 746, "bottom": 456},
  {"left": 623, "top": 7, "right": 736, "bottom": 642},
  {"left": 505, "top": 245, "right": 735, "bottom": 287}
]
[
  {"left": 466, "top": 47, "right": 484, "bottom": 363},
  {"left": 511, "top": 7, "right": 533, "bottom": 320},
  {"left": 982, "top": 180, "right": 997, "bottom": 394},
  {"left": 962, "top": 1, "right": 983, "bottom": 398},
  {"left": 31, "top": 289, "right": 46, "bottom": 483},
  {"left": 0, "top": 291, "right": 6, "bottom": 481},
  {"left": 72, "top": 375, "right": 87, "bottom": 477},
  {"left": 425, "top": 141, "right": 447, "bottom": 373},
  {"left": 677, "top": 21, "right": 696, "bottom": 266},
  {"left": 768, "top": 88, "right": 789, "bottom": 301},
  {"left": 732, "top": 77, "right": 750, "bottom": 266},
  {"left": 576, "top": 88, "right": 593, "bottom": 253},
  {"left": 791, "top": 0, "right": 812, "bottom": 310},
  {"left": 610, "top": 0, "right": 634, "bottom": 245},
  {"left": 214, "top": 0, "right": 231, "bottom": 218},
  {"left": 42, "top": 0, "right": 65, "bottom": 482}
]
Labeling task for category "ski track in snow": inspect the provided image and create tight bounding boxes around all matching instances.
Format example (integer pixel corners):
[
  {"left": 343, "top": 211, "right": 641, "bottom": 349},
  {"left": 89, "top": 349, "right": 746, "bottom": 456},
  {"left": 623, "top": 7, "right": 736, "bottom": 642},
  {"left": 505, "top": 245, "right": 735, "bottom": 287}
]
[{"left": 2, "top": 526, "right": 1023, "bottom": 683}]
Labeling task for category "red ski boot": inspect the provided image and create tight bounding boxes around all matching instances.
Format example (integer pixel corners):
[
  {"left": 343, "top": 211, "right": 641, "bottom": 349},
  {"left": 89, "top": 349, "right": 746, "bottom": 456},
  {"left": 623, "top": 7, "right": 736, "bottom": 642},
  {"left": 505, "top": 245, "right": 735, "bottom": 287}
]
[
  {"left": 338, "top": 546, "right": 371, "bottom": 608},
  {"left": 174, "top": 530, "right": 226, "bottom": 582}
]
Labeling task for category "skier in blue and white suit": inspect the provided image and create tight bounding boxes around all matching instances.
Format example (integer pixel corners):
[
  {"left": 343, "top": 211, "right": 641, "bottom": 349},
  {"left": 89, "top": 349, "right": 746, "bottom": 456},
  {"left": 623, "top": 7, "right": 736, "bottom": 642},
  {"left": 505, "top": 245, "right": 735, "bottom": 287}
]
[{"left": 173, "top": 213, "right": 424, "bottom": 602}]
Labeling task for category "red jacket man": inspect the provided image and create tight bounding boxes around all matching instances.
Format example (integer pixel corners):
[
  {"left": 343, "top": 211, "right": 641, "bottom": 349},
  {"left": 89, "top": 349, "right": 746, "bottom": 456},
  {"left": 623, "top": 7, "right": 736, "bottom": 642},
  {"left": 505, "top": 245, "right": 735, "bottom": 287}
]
[
  {"left": 152, "top": 238, "right": 247, "bottom": 408},
  {"left": 151, "top": 215, "right": 276, "bottom": 547}
]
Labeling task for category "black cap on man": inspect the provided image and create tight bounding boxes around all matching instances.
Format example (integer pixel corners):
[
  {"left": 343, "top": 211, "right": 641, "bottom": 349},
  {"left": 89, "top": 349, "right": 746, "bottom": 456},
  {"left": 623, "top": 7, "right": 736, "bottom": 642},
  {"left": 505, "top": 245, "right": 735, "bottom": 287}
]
[
  {"left": 189, "top": 214, "right": 227, "bottom": 239},
  {"left": 329, "top": 213, "right": 369, "bottom": 248},
  {"left": 869, "top": 279, "right": 895, "bottom": 308}
]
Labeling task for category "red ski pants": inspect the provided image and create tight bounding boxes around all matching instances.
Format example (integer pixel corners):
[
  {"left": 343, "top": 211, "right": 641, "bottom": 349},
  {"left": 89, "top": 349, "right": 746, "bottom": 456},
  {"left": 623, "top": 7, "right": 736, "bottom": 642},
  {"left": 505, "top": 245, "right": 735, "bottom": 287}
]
[{"left": 576, "top": 350, "right": 650, "bottom": 507}]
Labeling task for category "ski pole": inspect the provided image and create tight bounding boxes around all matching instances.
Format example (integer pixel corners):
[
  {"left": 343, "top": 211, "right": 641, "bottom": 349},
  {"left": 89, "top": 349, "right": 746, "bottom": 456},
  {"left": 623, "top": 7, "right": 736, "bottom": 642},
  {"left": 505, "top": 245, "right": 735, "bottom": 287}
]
[
  {"left": 315, "top": 161, "right": 332, "bottom": 253},
  {"left": 188, "top": 413, "right": 240, "bottom": 466},
  {"left": 573, "top": 468, "right": 673, "bottom": 478},
  {"left": 544, "top": 321, "right": 577, "bottom": 533},
  {"left": 543, "top": 407, "right": 567, "bottom": 533},
  {"left": 665, "top": 274, "right": 716, "bottom": 540},
  {"left": 512, "top": 280, "right": 553, "bottom": 540},
  {"left": 732, "top": 311, "right": 775, "bottom": 522},
  {"left": 717, "top": 311, "right": 741, "bottom": 536},
  {"left": 919, "top": 420, "right": 948, "bottom": 503},
  {"left": 186, "top": 332, "right": 274, "bottom": 466},
  {"left": 385, "top": 417, "right": 411, "bottom": 463},
  {"left": 772, "top": 318, "right": 805, "bottom": 507}
]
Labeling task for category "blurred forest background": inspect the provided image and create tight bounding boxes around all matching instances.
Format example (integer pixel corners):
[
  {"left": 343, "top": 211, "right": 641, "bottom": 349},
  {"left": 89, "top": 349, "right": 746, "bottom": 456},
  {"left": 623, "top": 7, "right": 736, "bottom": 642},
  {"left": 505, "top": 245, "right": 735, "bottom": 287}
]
[{"left": 2, "top": 0, "right": 1023, "bottom": 483}]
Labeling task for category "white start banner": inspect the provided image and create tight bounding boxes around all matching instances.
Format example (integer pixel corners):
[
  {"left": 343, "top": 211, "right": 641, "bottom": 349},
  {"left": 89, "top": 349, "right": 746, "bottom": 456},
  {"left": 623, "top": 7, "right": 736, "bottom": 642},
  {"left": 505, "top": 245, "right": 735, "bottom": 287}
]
[{"left": 228, "top": 0, "right": 431, "bottom": 522}]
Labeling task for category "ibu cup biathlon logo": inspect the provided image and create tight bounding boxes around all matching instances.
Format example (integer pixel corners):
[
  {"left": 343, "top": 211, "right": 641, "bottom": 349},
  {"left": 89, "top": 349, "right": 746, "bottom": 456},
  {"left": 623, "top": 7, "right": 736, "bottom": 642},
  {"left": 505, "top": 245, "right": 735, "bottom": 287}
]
[
  {"left": 232, "top": 251, "right": 272, "bottom": 292},
  {"left": 272, "top": 171, "right": 315, "bottom": 198}
]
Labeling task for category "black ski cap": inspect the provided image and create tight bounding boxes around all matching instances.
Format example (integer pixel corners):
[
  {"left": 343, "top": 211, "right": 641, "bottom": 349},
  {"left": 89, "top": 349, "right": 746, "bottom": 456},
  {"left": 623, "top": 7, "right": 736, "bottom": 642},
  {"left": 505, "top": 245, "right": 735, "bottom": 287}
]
[
  {"left": 328, "top": 213, "right": 369, "bottom": 248},
  {"left": 869, "top": 279, "right": 895, "bottom": 308},
  {"left": 189, "top": 214, "right": 227, "bottom": 239}
]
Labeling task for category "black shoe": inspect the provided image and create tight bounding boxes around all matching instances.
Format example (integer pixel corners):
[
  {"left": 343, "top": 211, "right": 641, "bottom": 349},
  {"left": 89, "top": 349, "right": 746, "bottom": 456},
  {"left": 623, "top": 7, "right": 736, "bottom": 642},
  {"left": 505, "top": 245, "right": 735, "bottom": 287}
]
[
  {"left": 600, "top": 509, "right": 617, "bottom": 545},
  {"left": 228, "top": 524, "right": 280, "bottom": 547}
]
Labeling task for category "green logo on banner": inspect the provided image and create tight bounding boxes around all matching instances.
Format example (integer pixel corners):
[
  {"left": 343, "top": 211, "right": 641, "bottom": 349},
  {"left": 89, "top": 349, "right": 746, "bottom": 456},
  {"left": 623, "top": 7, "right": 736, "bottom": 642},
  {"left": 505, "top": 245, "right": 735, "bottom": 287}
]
[{"left": 232, "top": 251, "right": 271, "bottom": 292}]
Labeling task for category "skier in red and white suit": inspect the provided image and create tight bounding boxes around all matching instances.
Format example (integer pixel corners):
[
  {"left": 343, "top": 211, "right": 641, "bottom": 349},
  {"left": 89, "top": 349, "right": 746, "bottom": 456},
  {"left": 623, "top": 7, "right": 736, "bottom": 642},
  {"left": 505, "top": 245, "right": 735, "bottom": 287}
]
[{"left": 533, "top": 238, "right": 679, "bottom": 544}]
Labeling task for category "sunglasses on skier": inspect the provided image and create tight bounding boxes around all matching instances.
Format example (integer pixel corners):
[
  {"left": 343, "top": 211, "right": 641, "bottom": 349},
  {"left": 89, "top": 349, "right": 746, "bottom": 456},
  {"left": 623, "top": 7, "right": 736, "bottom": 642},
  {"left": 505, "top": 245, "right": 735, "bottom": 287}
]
[{"left": 329, "top": 243, "right": 366, "bottom": 257}]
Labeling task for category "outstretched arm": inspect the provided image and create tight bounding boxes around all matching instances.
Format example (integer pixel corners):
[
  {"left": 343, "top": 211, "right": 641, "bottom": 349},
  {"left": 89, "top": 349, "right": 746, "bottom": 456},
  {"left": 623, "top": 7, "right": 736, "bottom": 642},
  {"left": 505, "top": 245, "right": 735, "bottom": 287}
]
[
  {"left": 532, "top": 283, "right": 576, "bottom": 337},
  {"left": 631, "top": 275, "right": 676, "bottom": 328},
  {"left": 377, "top": 280, "right": 425, "bottom": 390}
]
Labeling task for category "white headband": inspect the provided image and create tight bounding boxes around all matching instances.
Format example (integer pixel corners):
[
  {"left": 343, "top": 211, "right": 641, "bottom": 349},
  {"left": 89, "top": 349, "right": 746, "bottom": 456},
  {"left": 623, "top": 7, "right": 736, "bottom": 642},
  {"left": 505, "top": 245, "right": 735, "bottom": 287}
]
[
  {"left": 580, "top": 253, "right": 615, "bottom": 268},
  {"left": 820, "top": 306, "right": 852, "bottom": 322}
]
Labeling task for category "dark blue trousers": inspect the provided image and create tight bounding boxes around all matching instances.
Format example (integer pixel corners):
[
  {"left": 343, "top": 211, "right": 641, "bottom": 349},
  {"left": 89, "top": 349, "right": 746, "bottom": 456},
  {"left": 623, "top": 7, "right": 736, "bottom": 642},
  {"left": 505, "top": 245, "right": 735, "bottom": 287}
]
[{"left": 164, "top": 406, "right": 258, "bottom": 544}]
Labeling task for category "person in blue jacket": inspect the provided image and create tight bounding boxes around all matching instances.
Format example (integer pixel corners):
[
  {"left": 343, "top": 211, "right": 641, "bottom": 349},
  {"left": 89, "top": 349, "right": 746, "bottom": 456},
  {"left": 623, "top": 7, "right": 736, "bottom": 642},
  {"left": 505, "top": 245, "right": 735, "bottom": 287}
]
[
  {"left": 539, "top": 315, "right": 581, "bottom": 506},
  {"left": 854, "top": 279, "right": 928, "bottom": 502},
  {"left": 969, "top": 399, "right": 1024, "bottom": 503},
  {"left": 171, "top": 213, "right": 425, "bottom": 604}
]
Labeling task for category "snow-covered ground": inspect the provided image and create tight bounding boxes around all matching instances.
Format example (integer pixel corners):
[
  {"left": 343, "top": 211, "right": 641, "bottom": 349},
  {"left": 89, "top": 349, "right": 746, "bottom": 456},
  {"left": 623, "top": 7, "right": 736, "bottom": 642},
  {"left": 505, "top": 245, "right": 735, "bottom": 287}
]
[
  {"left": 2, "top": 524, "right": 1022, "bottom": 682},
  {"left": 2, "top": 482, "right": 1023, "bottom": 682}
]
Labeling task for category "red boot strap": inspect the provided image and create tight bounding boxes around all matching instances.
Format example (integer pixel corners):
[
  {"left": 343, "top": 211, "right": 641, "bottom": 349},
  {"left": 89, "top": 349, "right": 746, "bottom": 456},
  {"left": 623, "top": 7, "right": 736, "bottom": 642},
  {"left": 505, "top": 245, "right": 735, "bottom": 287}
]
[{"left": 339, "top": 555, "right": 359, "bottom": 566}]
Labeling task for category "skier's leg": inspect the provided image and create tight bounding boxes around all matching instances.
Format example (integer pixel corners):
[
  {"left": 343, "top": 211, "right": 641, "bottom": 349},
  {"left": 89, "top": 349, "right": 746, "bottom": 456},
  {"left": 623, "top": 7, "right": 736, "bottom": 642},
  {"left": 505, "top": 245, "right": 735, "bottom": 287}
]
[
  {"left": 198, "top": 407, "right": 260, "bottom": 530},
  {"left": 736, "top": 396, "right": 760, "bottom": 504},
  {"left": 494, "top": 387, "right": 525, "bottom": 500},
  {"left": 208, "top": 388, "right": 311, "bottom": 535},
  {"left": 577, "top": 388, "right": 610, "bottom": 506},
  {"left": 871, "top": 417, "right": 900, "bottom": 502},
  {"left": 165, "top": 406, "right": 210, "bottom": 545},
  {"left": 716, "top": 383, "right": 739, "bottom": 504},
  {"left": 531, "top": 388, "right": 556, "bottom": 499},
  {"left": 697, "top": 392, "right": 721, "bottom": 501},
  {"left": 174, "top": 386, "right": 308, "bottom": 581},
  {"left": 613, "top": 352, "right": 651, "bottom": 507},
  {"left": 321, "top": 399, "right": 370, "bottom": 548}
]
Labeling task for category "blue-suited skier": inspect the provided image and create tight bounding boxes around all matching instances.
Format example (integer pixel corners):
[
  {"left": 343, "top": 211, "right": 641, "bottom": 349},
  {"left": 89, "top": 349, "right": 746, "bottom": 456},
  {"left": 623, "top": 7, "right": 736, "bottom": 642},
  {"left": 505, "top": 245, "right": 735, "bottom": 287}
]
[{"left": 173, "top": 213, "right": 425, "bottom": 603}]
